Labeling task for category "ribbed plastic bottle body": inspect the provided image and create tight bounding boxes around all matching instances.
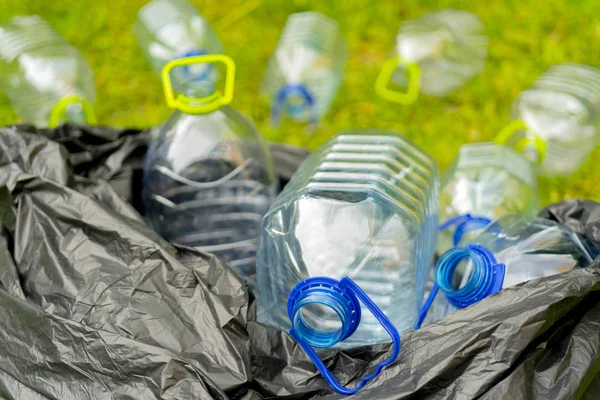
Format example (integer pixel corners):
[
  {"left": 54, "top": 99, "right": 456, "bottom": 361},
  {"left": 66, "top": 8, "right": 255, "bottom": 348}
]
[
  {"left": 511, "top": 64, "right": 600, "bottom": 176},
  {"left": 257, "top": 130, "right": 438, "bottom": 346},
  {"left": 438, "top": 143, "right": 540, "bottom": 251},
  {"left": 134, "top": 0, "right": 223, "bottom": 84},
  {"left": 142, "top": 107, "right": 277, "bottom": 283},
  {"left": 394, "top": 9, "right": 488, "bottom": 97},
  {"left": 0, "top": 16, "right": 95, "bottom": 126},
  {"left": 260, "top": 12, "right": 347, "bottom": 124},
  {"left": 431, "top": 215, "right": 597, "bottom": 321}
]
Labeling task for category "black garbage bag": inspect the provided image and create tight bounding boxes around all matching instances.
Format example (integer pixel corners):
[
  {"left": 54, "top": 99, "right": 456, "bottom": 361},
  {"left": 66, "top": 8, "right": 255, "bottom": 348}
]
[{"left": 0, "top": 124, "right": 598, "bottom": 399}]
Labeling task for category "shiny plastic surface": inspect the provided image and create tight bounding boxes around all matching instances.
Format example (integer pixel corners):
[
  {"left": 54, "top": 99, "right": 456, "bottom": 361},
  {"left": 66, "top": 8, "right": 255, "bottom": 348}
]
[
  {"left": 142, "top": 104, "right": 277, "bottom": 283},
  {"left": 392, "top": 9, "right": 488, "bottom": 97},
  {"left": 260, "top": 12, "right": 347, "bottom": 125},
  {"left": 0, "top": 16, "right": 95, "bottom": 126},
  {"left": 257, "top": 129, "right": 439, "bottom": 346},
  {"left": 510, "top": 63, "right": 600, "bottom": 175}
]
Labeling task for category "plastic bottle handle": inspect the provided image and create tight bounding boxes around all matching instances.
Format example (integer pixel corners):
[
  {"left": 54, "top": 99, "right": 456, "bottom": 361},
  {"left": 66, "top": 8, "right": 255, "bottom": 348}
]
[
  {"left": 438, "top": 214, "right": 493, "bottom": 246},
  {"left": 494, "top": 119, "right": 547, "bottom": 165},
  {"left": 375, "top": 56, "right": 421, "bottom": 105},
  {"left": 161, "top": 54, "right": 235, "bottom": 114},
  {"left": 289, "top": 277, "right": 400, "bottom": 395},
  {"left": 48, "top": 95, "right": 96, "bottom": 127}
]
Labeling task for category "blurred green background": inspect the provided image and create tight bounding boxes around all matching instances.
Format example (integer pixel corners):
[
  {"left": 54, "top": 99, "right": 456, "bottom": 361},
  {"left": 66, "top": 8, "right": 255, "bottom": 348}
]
[{"left": 0, "top": 0, "right": 599, "bottom": 205}]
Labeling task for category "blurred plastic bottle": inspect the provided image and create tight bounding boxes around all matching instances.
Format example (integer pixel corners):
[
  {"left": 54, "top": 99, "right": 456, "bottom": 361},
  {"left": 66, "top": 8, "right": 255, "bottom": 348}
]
[
  {"left": 496, "top": 64, "right": 600, "bottom": 176},
  {"left": 257, "top": 129, "right": 439, "bottom": 346},
  {"left": 0, "top": 15, "right": 96, "bottom": 127},
  {"left": 142, "top": 55, "right": 277, "bottom": 284},
  {"left": 260, "top": 12, "right": 347, "bottom": 126},
  {"left": 376, "top": 9, "right": 488, "bottom": 105},
  {"left": 134, "top": 0, "right": 224, "bottom": 89},
  {"left": 437, "top": 142, "right": 540, "bottom": 251},
  {"left": 418, "top": 215, "right": 597, "bottom": 327}
]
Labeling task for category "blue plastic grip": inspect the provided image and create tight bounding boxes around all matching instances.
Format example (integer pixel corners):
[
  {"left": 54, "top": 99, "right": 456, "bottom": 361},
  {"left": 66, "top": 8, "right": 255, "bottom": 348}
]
[
  {"left": 415, "top": 244, "right": 506, "bottom": 329},
  {"left": 271, "top": 84, "right": 317, "bottom": 126},
  {"left": 438, "top": 213, "right": 493, "bottom": 245},
  {"left": 288, "top": 276, "right": 401, "bottom": 395}
]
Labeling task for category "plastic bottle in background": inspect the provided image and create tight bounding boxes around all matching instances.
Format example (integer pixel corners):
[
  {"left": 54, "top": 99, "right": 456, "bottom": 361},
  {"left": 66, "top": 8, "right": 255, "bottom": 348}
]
[
  {"left": 497, "top": 64, "right": 600, "bottom": 176},
  {"left": 260, "top": 12, "right": 347, "bottom": 127},
  {"left": 376, "top": 9, "right": 488, "bottom": 105},
  {"left": 134, "top": 0, "right": 224, "bottom": 89},
  {"left": 0, "top": 16, "right": 96, "bottom": 127},
  {"left": 257, "top": 129, "right": 439, "bottom": 346},
  {"left": 420, "top": 215, "right": 597, "bottom": 326},
  {"left": 437, "top": 142, "right": 540, "bottom": 252},
  {"left": 142, "top": 55, "right": 277, "bottom": 284}
]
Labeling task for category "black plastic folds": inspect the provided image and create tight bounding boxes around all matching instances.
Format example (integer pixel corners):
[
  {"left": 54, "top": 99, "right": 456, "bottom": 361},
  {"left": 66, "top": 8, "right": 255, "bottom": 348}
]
[{"left": 0, "top": 124, "right": 598, "bottom": 400}]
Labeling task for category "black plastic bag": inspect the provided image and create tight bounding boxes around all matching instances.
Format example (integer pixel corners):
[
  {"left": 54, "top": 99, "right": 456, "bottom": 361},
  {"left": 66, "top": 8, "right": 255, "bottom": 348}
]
[{"left": 0, "top": 124, "right": 598, "bottom": 399}]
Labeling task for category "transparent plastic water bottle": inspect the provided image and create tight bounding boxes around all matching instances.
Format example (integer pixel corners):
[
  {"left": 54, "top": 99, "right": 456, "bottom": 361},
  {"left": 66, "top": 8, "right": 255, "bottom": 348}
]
[
  {"left": 497, "top": 64, "right": 600, "bottom": 176},
  {"left": 142, "top": 55, "right": 277, "bottom": 283},
  {"left": 257, "top": 129, "right": 439, "bottom": 346},
  {"left": 419, "top": 215, "right": 597, "bottom": 326},
  {"left": 438, "top": 142, "right": 540, "bottom": 251},
  {"left": 0, "top": 15, "right": 96, "bottom": 127},
  {"left": 134, "top": 0, "right": 224, "bottom": 88},
  {"left": 260, "top": 12, "right": 347, "bottom": 126},
  {"left": 376, "top": 9, "right": 488, "bottom": 105}
]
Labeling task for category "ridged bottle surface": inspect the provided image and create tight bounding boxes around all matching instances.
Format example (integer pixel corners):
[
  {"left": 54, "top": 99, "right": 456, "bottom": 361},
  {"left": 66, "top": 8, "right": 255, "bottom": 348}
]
[
  {"left": 257, "top": 129, "right": 439, "bottom": 346},
  {"left": 142, "top": 87, "right": 277, "bottom": 284}
]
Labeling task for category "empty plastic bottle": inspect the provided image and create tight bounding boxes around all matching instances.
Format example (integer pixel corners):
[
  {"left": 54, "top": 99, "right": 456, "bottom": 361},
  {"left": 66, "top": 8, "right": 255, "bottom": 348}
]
[
  {"left": 438, "top": 142, "right": 540, "bottom": 251},
  {"left": 376, "top": 9, "right": 488, "bottom": 105},
  {"left": 497, "top": 64, "right": 600, "bottom": 176},
  {"left": 260, "top": 12, "right": 347, "bottom": 126},
  {"left": 0, "top": 15, "right": 96, "bottom": 127},
  {"left": 257, "top": 129, "right": 439, "bottom": 346},
  {"left": 142, "top": 55, "right": 277, "bottom": 284},
  {"left": 134, "top": 0, "right": 224, "bottom": 88},
  {"left": 418, "top": 215, "right": 597, "bottom": 327}
]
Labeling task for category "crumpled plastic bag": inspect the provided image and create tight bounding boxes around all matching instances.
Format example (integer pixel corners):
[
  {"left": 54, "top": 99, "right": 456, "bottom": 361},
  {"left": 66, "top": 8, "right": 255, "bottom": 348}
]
[{"left": 0, "top": 124, "right": 598, "bottom": 399}]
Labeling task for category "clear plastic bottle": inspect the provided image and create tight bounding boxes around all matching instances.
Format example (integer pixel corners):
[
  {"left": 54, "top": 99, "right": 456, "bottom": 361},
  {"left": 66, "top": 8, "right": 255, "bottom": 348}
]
[
  {"left": 500, "top": 64, "right": 600, "bottom": 176},
  {"left": 0, "top": 15, "right": 96, "bottom": 127},
  {"left": 438, "top": 142, "right": 540, "bottom": 251},
  {"left": 134, "top": 0, "right": 224, "bottom": 88},
  {"left": 257, "top": 129, "right": 439, "bottom": 346},
  {"left": 142, "top": 55, "right": 277, "bottom": 284},
  {"left": 424, "top": 215, "right": 597, "bottom": 324},
  {"left": 260, "top": 12, "right": 347, "bottom": 126},
  {"left": 376, "top": 9, "right": 488, "bottom": 104}
]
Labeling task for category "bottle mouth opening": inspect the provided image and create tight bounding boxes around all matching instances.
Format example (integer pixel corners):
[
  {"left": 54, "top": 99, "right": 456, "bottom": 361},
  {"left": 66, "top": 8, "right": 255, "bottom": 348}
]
[
  {"left": 288, "top": 277, "right": 361, "bottom": 348},
  {"left": 436, "top": 244, "right": 504, "bottom": 309},
  {"left": 453, "top": 216, "right": 492, "bottom": 245}
]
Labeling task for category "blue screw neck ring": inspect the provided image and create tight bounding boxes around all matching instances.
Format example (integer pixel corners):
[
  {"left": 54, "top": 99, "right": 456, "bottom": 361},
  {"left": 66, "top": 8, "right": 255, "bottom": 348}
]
[
  {"left": 271, "top": 84, "right": 317, "bottom": 126},
  {"left": 438, "top": 213, "right": 493, "bottom": 246}
]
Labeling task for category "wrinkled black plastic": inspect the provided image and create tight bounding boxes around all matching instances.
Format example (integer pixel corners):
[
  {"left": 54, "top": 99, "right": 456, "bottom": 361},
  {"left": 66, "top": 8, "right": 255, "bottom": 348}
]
[{"left": 0, "top": 124, "right": 598, "bottom": 399}]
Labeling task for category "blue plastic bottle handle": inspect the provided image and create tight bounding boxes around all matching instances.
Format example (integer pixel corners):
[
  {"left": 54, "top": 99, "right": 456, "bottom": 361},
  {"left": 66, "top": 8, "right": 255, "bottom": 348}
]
[
  {"left": 271, "top": 84, "right": 318, "bottom": 127},
  {"left": 288, "top": 276, "right": 401, "bottom": 395},
  {"left": 438, "top": 213, "right": 493, "bottom": 246}
]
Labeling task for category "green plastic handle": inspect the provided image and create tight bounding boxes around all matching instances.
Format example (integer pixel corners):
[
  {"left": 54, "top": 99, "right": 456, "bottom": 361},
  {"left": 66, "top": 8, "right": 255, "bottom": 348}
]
[
  {"left": 495, "top": 119, "right": 547, "bottom": 165},
  {"left": 49, "top": 95, "right": 96, "bottom": 127},
  {"left": 375, "top": 56, "right": 421, "bottom": 105},
  {"left": 161, "top": 54, "right": 235, "bottom": 114}
]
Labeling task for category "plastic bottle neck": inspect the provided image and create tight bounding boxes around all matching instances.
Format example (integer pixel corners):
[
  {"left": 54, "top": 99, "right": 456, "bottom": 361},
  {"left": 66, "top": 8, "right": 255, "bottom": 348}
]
[
  {"left": 271, "top": 84, "right": 317, "bottom": 126},
  {"left": 435, "top": 244, "right": 505, "bottom": 309},
  {"left": 438, "top": 214, "right": 493, "bottom": 246},
  {"left": 288, "top": 277, "right": 360, "bottom": 348}
]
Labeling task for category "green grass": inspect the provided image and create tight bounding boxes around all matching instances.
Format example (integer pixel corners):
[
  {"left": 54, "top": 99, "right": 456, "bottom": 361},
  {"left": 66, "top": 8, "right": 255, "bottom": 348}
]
[{"left": 1, "top": 0, "right": 600, "bottom": 206}]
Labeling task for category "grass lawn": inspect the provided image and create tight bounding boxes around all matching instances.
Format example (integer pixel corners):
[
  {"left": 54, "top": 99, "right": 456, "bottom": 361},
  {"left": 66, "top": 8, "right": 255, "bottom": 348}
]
[{"left": 0, "top": 0, "right": 599, "bottom": 206}]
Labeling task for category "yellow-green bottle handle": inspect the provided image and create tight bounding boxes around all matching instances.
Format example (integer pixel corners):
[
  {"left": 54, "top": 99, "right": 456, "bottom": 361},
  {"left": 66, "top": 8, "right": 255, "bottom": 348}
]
[
  {"left": 495, "top": 119, "right": 547, "bottom": 165},
  {"left": 375, "top": 56, "right": 421, "bottom": 105},
  {"left": 161, "top": 54, "right": 235, "bottom": 114},
  {"left": 49, "top": 95, "right": 96, "bottom": 127}
]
